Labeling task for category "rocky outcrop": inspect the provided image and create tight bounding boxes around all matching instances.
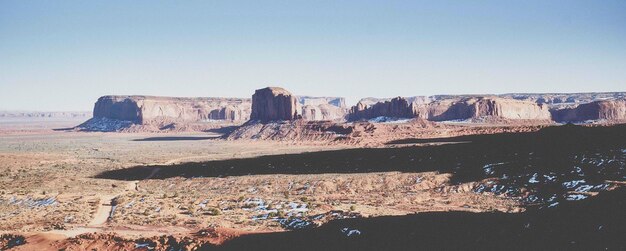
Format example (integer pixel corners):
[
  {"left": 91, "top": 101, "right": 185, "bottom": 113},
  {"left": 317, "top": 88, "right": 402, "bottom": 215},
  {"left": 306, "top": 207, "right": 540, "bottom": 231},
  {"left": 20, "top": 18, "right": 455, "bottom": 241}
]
[
  {"left": 250, "top": 87, "right": 298, "bottom": 122},
  {"left": 357, "top": 96, "right": 432, "bottom": 107},
  {"left": 551, "top": 99, "right": 626, "bottom": 122},
  {"left": 300, "top": 104, "right": 347, "bottom": 121},
  {"left": 227, "top": 120, "right": 353, "bottom": 141},
  {"left": 92, "top": 96, "right": 142, "bottom": 122},
  {"left": 349, "top": 96, "right": 551, "bottom": 122},
  {"left": 349, "top": 97, "right": 417, "bottom": 121},
  {"left": 423, "top": 97, "right": 552, "bottom": 121},
  {"left": 92, "top": 96, "right": 251, "bottom": 124},
  {"left": 297, "top": 96, "right": 346, "bottom": 108},
  {"left": 78, "top": 90, "right": 626, "bottom": 132},
  {"left": 297, "top": 96, "right": 348, "bottom": 121},
  {"left": 500, "top": 92, "right": 626, "bottom": 106}
]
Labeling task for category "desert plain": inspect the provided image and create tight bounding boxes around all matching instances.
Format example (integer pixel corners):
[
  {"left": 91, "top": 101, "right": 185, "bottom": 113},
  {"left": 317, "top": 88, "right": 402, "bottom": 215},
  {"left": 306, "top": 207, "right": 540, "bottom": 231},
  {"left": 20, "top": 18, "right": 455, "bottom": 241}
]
[{"left": 1, "top": 111, "right": 625, "bottom": 250}]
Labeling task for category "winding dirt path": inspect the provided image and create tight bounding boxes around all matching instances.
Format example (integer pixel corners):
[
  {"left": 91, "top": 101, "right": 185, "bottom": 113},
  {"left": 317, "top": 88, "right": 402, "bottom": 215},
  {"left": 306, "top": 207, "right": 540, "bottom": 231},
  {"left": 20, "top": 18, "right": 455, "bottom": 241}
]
[
  {"left": 47, "top": 165, "right": 159, "bottom": 238},
  {"left": 87, "top": 194, "right": 117, "bottom": 226},
  {"left": 49, "top": 180, "right": 139, "bottom": 238}
]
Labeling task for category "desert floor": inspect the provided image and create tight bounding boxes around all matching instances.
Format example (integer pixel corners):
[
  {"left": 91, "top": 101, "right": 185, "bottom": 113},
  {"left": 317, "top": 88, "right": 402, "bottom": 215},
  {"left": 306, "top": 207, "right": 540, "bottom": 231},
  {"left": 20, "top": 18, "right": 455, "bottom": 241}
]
[{"left": 1, "top": 118, "right": 625, "bottom": 250}]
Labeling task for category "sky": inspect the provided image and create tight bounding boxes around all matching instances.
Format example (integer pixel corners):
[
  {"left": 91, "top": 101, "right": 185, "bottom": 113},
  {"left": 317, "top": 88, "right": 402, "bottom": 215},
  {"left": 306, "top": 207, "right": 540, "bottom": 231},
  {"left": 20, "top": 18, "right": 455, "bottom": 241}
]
[{"left": 1, "top": 0, "right": 625, "bottom": 111}]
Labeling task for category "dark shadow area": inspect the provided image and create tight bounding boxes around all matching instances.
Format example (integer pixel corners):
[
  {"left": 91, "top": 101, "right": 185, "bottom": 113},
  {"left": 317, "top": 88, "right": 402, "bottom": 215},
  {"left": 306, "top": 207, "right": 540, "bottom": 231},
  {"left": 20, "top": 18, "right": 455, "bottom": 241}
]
[
  {"left": 52, "top": 127, "right": 75, "bottom": 131},
  {"left": 98, "top": 124, "right": 626, "bottom": 179},
  {"left": 203, "top": 126, "right": 240, "bottom": 135},
  {"left": 132, "top": 136, "right": 219, "bottom": 142},
  {"left": 96, "top": 124, "right": 626, "bottom": 206},
  {"left": 386, "top": 134, "right": 490, "bottom": 145},
  {"left": 214, "top": 187, "right": 626, "bottom": 250},
  {"left": 90, "top": 124, "right": 626, "bottom": 250}
]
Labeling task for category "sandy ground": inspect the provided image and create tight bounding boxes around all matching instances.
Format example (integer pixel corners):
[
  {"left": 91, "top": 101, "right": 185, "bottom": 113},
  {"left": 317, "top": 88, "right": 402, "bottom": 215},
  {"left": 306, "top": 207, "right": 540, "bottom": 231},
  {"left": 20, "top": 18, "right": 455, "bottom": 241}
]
[
  {"left": 2, "top": 118, "right": 624, "bottom": 250},
  {"left": 0, "top": 118, "right": 524, "bottom": 248}
]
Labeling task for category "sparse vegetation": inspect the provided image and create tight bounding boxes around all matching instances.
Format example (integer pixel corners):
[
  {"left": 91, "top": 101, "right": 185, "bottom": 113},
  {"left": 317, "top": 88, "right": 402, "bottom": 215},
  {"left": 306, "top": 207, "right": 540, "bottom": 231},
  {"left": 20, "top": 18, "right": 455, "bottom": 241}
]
[{"left": 205, "top": 208, "right": 221, "bottom": 216}]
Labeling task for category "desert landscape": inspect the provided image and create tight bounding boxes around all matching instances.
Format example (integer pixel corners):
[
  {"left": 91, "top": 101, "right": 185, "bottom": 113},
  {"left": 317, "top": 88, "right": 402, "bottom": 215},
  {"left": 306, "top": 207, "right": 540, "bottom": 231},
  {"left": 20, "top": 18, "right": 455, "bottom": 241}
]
[
  {"left": 1, "top": 87, "right": 625, "bottom": 250},
  {"left": 3, "top": 1, "right": 626, "bottom": 250}
]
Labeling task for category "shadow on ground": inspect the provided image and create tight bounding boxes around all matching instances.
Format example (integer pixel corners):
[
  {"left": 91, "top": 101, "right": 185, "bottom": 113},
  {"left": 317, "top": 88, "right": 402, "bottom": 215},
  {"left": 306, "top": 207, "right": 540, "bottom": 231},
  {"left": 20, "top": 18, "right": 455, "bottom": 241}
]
[
  {"left": 97, "top": 124, "right": 626, "bottom": 181},
  {"left": 90, "top": 125, "right": 626, "bottom": 250},
  {"left": 203, "top": 126, "right": 240, "bottom": 135},
  {"left": 132, "top": 136, "right": 219, "bottom": 142},
  {"left": 96, "top": 124, "right": 626, "bottom": 206},
  {"left": 213, "top": 187, "right": 626, "bottom": 250}
]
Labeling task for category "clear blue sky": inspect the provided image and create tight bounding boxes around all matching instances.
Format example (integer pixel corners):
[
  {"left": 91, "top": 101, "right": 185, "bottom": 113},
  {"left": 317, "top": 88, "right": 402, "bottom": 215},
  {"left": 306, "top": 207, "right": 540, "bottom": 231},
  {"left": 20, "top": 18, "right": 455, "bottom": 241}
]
[{"left": 1, "top": 0, "right": 625, "bottom": 111}]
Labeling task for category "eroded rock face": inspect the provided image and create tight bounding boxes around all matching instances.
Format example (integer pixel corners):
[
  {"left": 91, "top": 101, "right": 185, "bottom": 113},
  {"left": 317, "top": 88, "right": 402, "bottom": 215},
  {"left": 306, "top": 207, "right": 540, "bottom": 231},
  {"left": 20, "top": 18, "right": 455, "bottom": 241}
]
[
  {"left": 500, "top": 92, "right": 626, "bottom": 107},
  {"left": 92, "top": 96, "right": 251, "bottom": 124},
  {"left": 551, "top": 99, "right": 626, "bottom": 122},
  {"left": 349, "top": 97, "right": 417, "bottom": 120},
  {"left": 298, "top": 96, "right": 348, "bottom": 121},
  {"left": 250, "top": 87, "right": 298, "bottom": 122},
  {"left": 300, "top": 104, "right": 344, "bottom": 121},
  {"left": 93, "top": 96, "right": 142, "bottom": 122},
  {"left": 423, "top": 97, "right": 552, "bottom": 121},
  {"left": 357, "top": 96, "right": 432, "bottom": 107},
  {"left": 349, "top": 96, "right": 551, "bottom": 122},
  {"left": 297, "top": 96, "right": 346, "bottom": 108}
]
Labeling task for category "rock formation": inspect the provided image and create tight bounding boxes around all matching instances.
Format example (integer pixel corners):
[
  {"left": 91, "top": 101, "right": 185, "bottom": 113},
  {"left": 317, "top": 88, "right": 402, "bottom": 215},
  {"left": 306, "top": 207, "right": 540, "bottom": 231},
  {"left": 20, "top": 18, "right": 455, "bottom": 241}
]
[
  {"left": 423, "top": 97, "right": 552, "bottom": 121},
  {"left": 357, "top": 96, "right": 432, "bottom": 107},
  {"left": 78, "top": 90, "right": 626, "bottom": 132},
  {"left": 348, "top": 96, "right": 552, "bottom": 122},
  {"left": 92, "top": 96, "right": 251, "bottom": 124},
  {"left": 499, "top": 92, "right": 626, "bottom": 106},
  {"left": 79, "top": 95, "right": 251, "bottom": 131},
  {"left": 250, "top": 87, "right": 299, "bottom": 122},
  {"left": 551, "top": 99, "right": 626, "bottom": 122},
  {"left": 349, "top": 97, "right": 418, "bottom": 121},
  {"left": 297, "top": 96, "right": 348, "bottom": 121},
  {"left": 297, "top": 96, "right": 346, "bottom": 108}
]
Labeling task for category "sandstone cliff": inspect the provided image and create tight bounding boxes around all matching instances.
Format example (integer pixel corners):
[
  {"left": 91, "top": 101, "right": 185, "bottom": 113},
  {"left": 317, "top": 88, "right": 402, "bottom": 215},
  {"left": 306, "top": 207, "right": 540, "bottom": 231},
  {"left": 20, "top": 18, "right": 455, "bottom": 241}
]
[
  {"left": 423, "top": 97, "right": 552, "bottom": 121},
  {"left": 79, "top": 95, "right": 251, "bottom": 131},
  {"left": 348, "top": 96, "right": 551, "bottom": 122},
  {"left": 297, "top": 96, "right": 348, "bottom": 121},
  {"left": 93, "top": 96, "right": 251, "bottom": 124},
  {"left": 499, "top": 92, "right": 626, "bottom": 106},
  {"left": 300, "top": 104, "right": 347, "bottom": 121},
  {"left": 357, "top": 96, "right": 432, "bottom": 107},
  {"left": 297, "top": 96, "right": 346, "bottom": 108},
  {"left": 349, "top": 97, "right": 417, "bottom": 121},
  {"left": 551, "top": 99, "right": 626, "bottom": 122},
  {"left": 250, "top": 87, "right": 298, "bottom": 122},
  {"left": 78, "top": 90, "right": 626, "bottom": 132}
]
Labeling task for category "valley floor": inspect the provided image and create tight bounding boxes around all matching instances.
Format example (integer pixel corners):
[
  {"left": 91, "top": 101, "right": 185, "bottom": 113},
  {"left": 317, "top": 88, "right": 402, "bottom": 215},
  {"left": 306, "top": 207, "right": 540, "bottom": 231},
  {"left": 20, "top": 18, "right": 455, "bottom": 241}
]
[{"left": 0, "top": 118, "right": 624, "bottom": 250}]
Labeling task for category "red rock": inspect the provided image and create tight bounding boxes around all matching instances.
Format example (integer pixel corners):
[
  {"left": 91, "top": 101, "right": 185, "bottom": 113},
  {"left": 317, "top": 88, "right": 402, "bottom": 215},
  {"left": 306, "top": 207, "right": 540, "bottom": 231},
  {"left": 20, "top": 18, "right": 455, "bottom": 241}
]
[
  {"left": 92, "top": 95, "right": 251, "bottom": 124},
  {"left": 250, "top": 87, "right": 299, "bottom": 122},
  {"left": 551, "top": 99, "right": 626, "bottom": 122}
]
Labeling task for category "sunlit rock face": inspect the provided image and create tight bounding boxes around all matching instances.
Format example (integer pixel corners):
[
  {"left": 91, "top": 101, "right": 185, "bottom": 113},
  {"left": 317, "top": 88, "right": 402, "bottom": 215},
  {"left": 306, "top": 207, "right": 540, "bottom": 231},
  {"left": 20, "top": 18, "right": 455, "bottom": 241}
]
[
  {"left": 422, "top": 97, "right": 552, "bottom": 121},
  {"left": 250, "top": 87, "right": 299, "bottom": 122},
  {"left": 348, "top": 97, "right": 417, "bottom": 121},
  {"left": 551, "top": 99, "right": 626, "bottom": 123},
  {"left": 92, "top": 95, "right": 251, "bottom": 124},
  {"left": 298, "top": 96, "right": 348, "bottom": 121},
  {"left": 348, "top": 96, "right": 551, "bottom": 121}
]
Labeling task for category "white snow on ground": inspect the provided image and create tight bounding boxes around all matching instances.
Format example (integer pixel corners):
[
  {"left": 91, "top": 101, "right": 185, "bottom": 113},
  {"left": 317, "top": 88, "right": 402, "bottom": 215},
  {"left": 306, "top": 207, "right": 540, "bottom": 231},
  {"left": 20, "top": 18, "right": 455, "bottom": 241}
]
[
  {"left": 341, "top": 227, "right": 362, "bottom": 237},
  {"left": 566, "top": 194, "right": 588, "bottom": 201},
  {"left": 562, "top": 180, "right": 586, "bottom": 189},
  {"left": 368, "top": 116, "right": 413, "bottom": 124},
  {"left": 528, "top": 173, "right": 540, "bottom": 184},
  {"left": 77, "top": 117, "right": 134, "bottom": 132}
]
